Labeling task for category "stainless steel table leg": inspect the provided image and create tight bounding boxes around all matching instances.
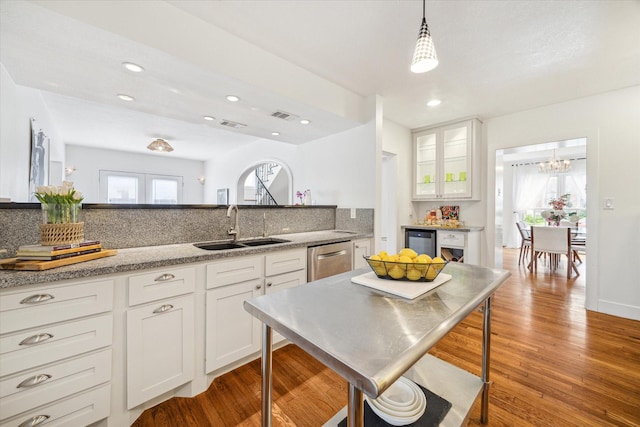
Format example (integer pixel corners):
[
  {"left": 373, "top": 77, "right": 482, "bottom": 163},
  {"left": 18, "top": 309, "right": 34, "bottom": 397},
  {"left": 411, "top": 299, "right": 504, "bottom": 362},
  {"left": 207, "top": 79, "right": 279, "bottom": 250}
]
[
  {"left": 262, "top": 323, "right": 273, "bottom": 427},
  {"left": 481, "top": 297, "right": 492, "bottom": 424},
  {"left": 347, "top": 383, "right": 364, "bottom": 427}
]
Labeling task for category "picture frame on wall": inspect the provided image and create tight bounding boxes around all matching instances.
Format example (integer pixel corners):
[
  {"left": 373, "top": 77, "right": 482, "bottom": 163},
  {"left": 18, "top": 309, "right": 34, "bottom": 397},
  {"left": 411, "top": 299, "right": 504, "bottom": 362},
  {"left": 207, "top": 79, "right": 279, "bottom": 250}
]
[{"left": 29, "top": 117, "right": 49, "bottom": 200}]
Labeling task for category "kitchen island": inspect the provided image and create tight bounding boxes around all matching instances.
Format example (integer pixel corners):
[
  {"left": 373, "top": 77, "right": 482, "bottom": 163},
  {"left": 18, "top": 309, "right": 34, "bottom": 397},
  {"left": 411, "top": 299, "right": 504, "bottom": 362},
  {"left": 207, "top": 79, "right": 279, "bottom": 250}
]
[{"left": 244, "top": 262, "right": 510, "bottom": 427}]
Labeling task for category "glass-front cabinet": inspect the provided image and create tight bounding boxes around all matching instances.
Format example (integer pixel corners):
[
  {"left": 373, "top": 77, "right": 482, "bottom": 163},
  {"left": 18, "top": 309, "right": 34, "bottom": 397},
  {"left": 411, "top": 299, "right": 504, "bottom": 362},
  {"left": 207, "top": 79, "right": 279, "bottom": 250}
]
[{"left": 413, "top": 118, "right": 480, "bottom": 200}]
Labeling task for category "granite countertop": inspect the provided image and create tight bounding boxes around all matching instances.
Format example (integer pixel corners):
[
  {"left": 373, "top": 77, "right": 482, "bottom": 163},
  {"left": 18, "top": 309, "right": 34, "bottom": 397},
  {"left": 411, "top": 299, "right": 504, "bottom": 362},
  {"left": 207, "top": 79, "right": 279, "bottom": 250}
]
[
  {"left": 0, "top": 230, "right": 372, "bottom": 289},
  {"left": 401, "top": 224, "right": 485, "bottom": 232}
]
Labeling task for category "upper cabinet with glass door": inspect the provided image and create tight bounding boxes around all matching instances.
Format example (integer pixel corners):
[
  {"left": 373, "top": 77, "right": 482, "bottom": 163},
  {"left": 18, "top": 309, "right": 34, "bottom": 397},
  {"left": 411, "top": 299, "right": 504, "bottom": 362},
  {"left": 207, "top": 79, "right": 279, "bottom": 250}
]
[{"left": 413, "top": 118, "right": 481, "bottom": 201}]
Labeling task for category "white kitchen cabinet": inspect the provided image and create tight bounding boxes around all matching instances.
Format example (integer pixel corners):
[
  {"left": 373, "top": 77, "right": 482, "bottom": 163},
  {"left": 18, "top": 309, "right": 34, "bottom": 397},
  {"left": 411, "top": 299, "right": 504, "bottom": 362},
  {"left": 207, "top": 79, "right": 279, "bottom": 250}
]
[
  {"left": 0, "top": 279, "right": 113, "bottom": 426},
  {"left": 413, "top": 118, "right": 481, "bottom": 201},
  {"left": 206, "top": 278, "right": 263, "bottom": 372},
  {"left": 205, "top": 249, "right": 307, "bottom": 373},
  {"left": 126, "top": 293, "right": 195, "bottom": 409},
  {"left": 437, "top": 229, "right": 481, "bottom": 265},
  {"left": 352, "top": 238, "right": 372, "bottom": 270},
  {"left": 126, "top": 266, "right": 195, "bottom": 409}
]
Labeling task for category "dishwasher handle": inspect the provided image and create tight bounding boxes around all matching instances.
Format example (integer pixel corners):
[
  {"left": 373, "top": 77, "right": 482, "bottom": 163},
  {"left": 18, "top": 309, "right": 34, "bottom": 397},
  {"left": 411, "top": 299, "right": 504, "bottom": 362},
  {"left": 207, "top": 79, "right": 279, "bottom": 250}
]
[{"left": 317, "top": 249, "right": 348, "bottom": 260}]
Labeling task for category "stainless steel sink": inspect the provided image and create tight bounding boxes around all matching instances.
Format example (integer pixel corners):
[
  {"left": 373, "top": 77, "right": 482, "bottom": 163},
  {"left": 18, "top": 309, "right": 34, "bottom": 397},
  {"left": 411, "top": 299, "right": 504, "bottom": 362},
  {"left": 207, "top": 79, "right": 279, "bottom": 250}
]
[{"left": 193, "top": 238, "right": 290, "bottom": 251}]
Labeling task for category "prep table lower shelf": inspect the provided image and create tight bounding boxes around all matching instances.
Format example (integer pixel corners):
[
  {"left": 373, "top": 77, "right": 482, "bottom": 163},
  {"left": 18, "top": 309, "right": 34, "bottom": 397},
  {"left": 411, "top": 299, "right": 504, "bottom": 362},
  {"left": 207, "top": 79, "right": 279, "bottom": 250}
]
[{"left": 323, "top": 354, "right": 483, "bottom": 427}]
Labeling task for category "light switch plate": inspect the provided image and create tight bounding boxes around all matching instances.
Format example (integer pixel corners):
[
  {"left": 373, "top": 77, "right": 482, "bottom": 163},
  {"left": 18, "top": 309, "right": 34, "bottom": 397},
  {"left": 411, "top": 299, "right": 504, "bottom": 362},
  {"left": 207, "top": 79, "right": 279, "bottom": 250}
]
[{"left": 603, "top": 198, "right": 614, "bottom": 210}]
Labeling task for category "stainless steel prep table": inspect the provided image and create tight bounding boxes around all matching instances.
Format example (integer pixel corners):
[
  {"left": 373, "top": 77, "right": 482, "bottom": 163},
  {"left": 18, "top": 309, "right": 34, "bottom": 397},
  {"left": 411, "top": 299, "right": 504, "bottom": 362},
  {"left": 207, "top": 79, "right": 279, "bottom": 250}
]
[{"left": 244, "top": 262, "right": 511, "bottom": 427}]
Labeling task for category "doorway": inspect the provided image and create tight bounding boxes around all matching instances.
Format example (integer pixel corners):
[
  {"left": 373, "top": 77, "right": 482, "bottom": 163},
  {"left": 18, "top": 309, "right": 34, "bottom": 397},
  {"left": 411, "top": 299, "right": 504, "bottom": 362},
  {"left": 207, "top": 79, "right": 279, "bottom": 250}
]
[{"left": 495, "top": 138, "right": 587, "bottom": 269}]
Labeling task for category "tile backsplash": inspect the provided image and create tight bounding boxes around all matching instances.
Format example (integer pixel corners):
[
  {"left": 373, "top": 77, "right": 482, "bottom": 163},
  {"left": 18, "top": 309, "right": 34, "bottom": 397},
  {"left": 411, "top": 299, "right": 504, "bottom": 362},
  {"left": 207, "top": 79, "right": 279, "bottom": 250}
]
[{"left": 0, "top": 205, "right": 373, "bottom": 256}]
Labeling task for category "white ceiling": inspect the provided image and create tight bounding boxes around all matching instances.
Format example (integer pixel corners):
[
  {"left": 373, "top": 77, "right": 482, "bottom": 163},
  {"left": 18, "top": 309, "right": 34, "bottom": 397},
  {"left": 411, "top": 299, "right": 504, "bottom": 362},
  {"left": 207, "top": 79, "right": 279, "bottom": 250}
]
[{"left": 1, "top": 0, "right": 638, "bottom": 161}]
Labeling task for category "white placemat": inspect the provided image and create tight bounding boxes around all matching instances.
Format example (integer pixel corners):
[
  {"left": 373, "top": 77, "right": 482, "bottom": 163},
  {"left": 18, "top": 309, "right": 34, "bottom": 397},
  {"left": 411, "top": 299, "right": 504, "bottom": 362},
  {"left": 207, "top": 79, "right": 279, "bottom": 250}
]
[{"left": 351, "top": 271, "right": 452, "bottom": 300}]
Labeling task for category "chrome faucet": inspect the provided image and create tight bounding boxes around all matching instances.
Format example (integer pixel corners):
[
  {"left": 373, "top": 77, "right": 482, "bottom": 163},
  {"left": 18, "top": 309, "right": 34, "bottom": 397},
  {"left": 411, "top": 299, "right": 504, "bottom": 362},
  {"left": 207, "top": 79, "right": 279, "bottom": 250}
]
[{"left": 227, "top": 204, "right": 239, "bottom": 241}]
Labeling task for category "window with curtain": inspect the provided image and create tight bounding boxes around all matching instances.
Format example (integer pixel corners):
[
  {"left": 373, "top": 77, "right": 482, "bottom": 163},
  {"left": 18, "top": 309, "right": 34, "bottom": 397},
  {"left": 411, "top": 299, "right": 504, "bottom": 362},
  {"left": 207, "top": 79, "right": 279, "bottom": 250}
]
[{"left": 512, "top": 158, "right": 587, "bottom": 225}]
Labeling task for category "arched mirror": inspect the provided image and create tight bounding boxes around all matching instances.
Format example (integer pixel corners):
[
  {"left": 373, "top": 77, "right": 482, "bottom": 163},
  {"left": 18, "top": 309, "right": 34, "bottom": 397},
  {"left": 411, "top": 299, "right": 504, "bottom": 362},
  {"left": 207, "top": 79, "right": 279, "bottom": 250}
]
[{"left": 236, "top": 161, "right": 292, "bottom": 205}]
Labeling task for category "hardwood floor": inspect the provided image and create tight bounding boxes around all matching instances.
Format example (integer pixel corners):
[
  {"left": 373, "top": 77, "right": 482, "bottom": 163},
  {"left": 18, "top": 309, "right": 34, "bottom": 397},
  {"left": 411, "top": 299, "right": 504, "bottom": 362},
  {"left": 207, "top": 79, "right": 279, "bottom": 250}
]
[{"left": 132, "top": 249, "right": 640, "bottom": 426}]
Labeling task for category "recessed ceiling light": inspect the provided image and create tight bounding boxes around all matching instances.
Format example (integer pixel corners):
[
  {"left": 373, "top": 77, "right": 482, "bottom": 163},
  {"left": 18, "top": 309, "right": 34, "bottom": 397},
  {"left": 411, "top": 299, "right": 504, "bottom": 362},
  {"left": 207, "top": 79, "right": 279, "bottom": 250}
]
[
  {"left": 300, "top": 119, "right": 311, "bottom": 125},
  {"left": 427, "top": 99, "right": 442, "bottom": 107},
  {"left": 271, "top": 132, "right": 280, "bottom": 136},
  {"left": 250, "top": 106, "right": 261, "bottom": 112},
  {"left": 117, "top": 94, "right": 135, "bottom": 102},
  {"left": 226, "top": 95, "right": 240, "bottom": 102},
  {"left": 122, "top": 62, "right": 144, "bottom": 73},
  {"left": 203, "top": 116, "right": 215, "bottom": 121}
]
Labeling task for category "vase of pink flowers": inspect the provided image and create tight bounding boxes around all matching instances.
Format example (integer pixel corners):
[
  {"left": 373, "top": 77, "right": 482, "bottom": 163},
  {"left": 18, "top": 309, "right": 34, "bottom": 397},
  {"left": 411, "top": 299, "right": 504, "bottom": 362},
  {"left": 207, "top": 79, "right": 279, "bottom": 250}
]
[{"left": 541, "top": 193, "right": 570, "bottom": 226}]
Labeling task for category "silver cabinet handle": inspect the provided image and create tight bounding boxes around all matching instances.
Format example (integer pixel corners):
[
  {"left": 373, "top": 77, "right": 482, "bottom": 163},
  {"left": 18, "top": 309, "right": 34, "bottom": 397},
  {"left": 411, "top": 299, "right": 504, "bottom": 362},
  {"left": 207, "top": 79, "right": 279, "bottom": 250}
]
[
  {"left": 154, "top": 273, "right": 175, "bottom": 282},
  {"left": 20, "top": 294, "right": 54, "bottom": 304},
  {"left": 255, "top": 284, "right": 262, "bottom": 290},
  {"left": 19, "top": 415, "right": 50, "bottom": 427},
  {"left": 17, "top": 374, "right": 52, "bottom": 388},
  {"left": 266, "top": 282, "right": 273, "bottom": 287},
  {"left": 19, "top": 333, "right": 54, "bottom": 346},
  {"left": 153, "top": 304, "right": 174, "bottom": 314}
]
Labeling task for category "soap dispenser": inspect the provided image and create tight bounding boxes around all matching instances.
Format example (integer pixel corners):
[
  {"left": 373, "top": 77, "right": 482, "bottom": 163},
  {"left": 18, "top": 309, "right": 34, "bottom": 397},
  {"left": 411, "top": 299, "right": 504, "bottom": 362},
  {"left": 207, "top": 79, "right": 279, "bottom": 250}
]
[{"left": 304, "top": 189, "right": 312, "bottom": 205}]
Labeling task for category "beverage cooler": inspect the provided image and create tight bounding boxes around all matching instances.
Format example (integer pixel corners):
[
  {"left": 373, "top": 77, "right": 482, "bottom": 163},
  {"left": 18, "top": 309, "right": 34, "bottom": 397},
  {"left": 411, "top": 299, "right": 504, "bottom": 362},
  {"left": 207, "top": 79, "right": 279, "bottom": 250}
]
[{"left": 404, "top": 229, "right": 436, "bottom": 258}]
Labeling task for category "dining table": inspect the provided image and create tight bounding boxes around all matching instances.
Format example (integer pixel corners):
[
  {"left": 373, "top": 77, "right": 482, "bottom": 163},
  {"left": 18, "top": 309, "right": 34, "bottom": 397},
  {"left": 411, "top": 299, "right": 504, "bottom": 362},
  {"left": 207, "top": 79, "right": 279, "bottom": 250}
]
[{"left": 244, "top": 263, "right": 511, "bottom": 427}]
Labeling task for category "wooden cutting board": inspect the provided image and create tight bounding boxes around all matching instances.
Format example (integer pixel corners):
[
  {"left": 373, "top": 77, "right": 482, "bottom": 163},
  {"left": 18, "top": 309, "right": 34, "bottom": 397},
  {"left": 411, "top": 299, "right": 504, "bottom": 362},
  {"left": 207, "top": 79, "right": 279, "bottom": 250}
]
[{"left": 0, "top": 249, "right": 118, "bottom": 271}]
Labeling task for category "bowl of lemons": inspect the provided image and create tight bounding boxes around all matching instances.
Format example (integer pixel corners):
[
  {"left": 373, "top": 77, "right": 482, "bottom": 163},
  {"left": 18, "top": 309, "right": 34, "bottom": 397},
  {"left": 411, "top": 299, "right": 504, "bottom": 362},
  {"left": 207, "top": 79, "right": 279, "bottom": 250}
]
[{"left": 364, "top": 248, "right": 447, "bottom": 282}]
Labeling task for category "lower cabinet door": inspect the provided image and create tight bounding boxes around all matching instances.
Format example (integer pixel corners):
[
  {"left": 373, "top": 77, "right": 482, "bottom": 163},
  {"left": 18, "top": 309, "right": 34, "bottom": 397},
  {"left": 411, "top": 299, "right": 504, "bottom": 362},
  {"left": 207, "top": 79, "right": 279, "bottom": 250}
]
[
  {"left": 0, "top": 384, "right": 110, "bottom": 427},
  {"left": 265, "top": 270, "right": 306, "bottom": 344},
  {"left": 205, "top": 278, "right": 262, "bottom": 373},
  {"left": 126, "top": 294, "right": 194, "bottom": 409}
]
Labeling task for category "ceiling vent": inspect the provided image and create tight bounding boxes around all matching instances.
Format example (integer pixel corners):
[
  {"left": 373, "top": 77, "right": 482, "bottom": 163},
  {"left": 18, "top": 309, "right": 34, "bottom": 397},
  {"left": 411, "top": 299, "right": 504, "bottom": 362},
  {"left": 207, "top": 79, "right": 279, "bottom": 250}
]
[
  {"left": 271, "top": 110, "right": 299, "bottom": 121},
  {"left": 220, "top": 120, "right": 247, "bottom": 129}
]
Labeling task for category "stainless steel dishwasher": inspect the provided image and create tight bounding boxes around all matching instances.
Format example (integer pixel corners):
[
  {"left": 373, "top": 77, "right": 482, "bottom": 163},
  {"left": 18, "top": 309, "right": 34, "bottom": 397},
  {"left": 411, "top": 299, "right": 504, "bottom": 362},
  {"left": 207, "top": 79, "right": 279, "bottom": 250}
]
[{"left": 307, "top": 241, "right": 353, "bottom": 282}]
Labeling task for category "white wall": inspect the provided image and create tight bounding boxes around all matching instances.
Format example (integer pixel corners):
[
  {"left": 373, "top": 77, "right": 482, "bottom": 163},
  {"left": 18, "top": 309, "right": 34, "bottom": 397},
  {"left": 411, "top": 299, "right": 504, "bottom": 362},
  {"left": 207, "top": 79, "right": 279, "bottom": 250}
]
[
  {"left": 205, "top": 118, "right": 377, "bottom": 209},
  {"left": 66, "top": 145, "right": 205, "bottom": 203},
  {"left": 382, "top": 119, "right": 412, "bottom": 252},
  {"left": 298, "top": 121, "right": 377, "bottom": 208},
  {"left": 485, "top": 85, "right": 640, "bottom": 320},
  {"left": 0, "top": 73, "right": 64, "bottom": 201},
  {"left": 205, "top": 139, "right": 297, "bottom": 205}
]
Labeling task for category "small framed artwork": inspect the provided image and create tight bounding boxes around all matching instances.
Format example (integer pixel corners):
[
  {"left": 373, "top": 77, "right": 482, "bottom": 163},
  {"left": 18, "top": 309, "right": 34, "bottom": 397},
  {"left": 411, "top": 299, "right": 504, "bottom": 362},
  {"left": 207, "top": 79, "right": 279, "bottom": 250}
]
[
  {"left": 29, "top": 117, "right": 50, "bottom": 200},
  {"left": 217, "top": 188, "right": 229, "bottom": 204}
]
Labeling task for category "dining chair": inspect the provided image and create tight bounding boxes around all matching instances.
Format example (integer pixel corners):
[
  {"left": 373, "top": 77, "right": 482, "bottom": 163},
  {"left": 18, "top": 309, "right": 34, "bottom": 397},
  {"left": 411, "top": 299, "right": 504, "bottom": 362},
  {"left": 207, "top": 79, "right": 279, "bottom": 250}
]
[
  {"left": 515, "top": 221, "right": 531, "bottom": 265},
  {"left": 529, "top": 226, "right": 579, "bottom": 278}
]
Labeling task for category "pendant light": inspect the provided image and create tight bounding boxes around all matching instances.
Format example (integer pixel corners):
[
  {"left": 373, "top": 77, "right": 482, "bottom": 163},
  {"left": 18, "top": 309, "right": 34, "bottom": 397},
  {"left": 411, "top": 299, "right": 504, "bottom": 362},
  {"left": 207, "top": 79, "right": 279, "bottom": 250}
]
[
  {"left": 410, "top": 0, "right": 438, "bottom": 73},
  {"left": 147, "top": 138, "right": 174, "bottom": 152}
]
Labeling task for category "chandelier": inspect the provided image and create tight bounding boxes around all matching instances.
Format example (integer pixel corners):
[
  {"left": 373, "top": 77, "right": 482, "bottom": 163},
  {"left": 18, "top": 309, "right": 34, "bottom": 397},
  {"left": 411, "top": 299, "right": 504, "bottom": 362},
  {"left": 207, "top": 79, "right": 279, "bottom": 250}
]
[{"left": 539, "top": 150, "right": 571, "bottom": 173}]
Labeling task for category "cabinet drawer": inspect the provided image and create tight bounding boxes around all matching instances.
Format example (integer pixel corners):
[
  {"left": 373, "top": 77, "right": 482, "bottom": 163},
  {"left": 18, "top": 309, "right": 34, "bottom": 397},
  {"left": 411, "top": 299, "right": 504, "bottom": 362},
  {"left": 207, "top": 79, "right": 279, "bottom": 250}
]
[
  {"left": 265, "top": 248, "right": 306, "bottom": 277},
  {"left": 206, "top": 255, "right": 263, "bottom": 289},
  {"left": 128, "top": 266, "right": 195, "bottom": 306},
  {"left": 438, "top": 231, "right": 466, "bottom": 247},
  {"left": 0, "top": 313, "right": 112, "bottom": 378},
  {"left": 0, "top": 280, "right": 113, "bottom": 335},
  {"left": 0, "top": 383, "right": 110, "bottom": 427},
  {"left": 0, "top": 348, "right": 112, "bottom": 421}
]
